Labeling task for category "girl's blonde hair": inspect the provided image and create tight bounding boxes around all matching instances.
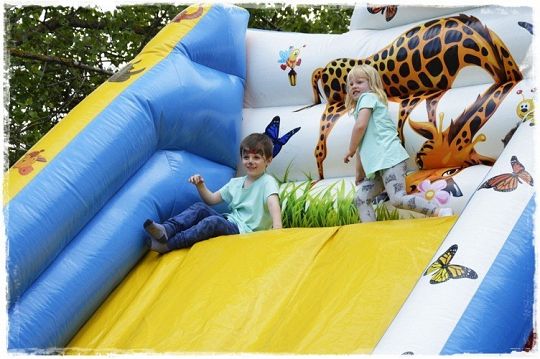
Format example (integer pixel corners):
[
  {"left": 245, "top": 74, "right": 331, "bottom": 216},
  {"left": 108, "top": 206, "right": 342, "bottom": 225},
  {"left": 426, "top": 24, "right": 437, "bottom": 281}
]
[{"left": 344, "top": 64, "right": 388, "bottom": 112}]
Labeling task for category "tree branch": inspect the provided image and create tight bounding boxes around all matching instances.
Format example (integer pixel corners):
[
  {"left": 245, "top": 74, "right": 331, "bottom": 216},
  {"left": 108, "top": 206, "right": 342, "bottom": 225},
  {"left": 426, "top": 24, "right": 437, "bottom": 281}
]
[
  {"left": 37, "top": 15, "right": 152, "bottom": 36},
  {"left": 259, "top": 13, "right": 282, "bottom": 31},
  {"left": 9, "top": 48, "right": 113, "bottom": 75}
]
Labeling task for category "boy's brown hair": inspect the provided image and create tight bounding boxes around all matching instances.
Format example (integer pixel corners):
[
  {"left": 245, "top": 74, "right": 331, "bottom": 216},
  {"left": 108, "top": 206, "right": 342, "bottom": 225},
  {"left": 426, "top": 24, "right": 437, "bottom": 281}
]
[{"left": 240, "top": 133, "right": 273, "bottom": 159}]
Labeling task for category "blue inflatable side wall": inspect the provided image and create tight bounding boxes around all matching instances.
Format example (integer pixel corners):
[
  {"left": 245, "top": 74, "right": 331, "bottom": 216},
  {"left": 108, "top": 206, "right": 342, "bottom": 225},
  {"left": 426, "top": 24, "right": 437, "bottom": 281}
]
[
  {"left": 442, "top": 197, "right": 535, "bottom": 354},
  {"left": 7, "top": 5, "right": 249, "bottom": 349}
]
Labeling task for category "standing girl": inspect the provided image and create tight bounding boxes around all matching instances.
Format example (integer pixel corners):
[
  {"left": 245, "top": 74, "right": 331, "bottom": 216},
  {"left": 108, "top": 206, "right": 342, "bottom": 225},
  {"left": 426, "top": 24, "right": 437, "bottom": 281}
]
[{"left": 343, "top": 64, "right": 453, "bottom": 222}]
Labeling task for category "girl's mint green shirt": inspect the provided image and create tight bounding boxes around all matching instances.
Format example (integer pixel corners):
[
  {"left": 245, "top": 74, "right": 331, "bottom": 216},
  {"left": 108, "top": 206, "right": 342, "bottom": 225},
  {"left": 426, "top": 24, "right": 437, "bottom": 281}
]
[
  {"left": 219, "top": 173, "right": 279, "bottom": 234},
  {"left": 353, "top": 92, "right": 409, "bottom": 179}
]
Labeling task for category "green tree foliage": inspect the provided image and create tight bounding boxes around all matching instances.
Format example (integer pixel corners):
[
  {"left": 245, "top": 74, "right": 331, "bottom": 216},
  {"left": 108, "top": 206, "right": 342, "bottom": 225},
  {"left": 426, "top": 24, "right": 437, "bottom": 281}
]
[
  {"left": 5, "top": 4, "right": 352, "bottom": 165},
  {"left": 246, "top": 3, "right": 352, "bottom": 34}
]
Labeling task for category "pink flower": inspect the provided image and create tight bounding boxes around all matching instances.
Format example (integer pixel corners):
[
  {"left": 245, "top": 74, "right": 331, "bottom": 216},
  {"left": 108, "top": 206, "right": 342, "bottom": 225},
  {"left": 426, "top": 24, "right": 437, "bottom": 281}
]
[{"left": 416, "top": 179, "right": 450, "bottom": 205}]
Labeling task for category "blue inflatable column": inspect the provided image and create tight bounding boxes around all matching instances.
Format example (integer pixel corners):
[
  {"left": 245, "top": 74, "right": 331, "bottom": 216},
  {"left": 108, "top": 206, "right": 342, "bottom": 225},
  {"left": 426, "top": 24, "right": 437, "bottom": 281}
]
[{"left": 8, "top": 4, "right": 249, "bottom": 350}]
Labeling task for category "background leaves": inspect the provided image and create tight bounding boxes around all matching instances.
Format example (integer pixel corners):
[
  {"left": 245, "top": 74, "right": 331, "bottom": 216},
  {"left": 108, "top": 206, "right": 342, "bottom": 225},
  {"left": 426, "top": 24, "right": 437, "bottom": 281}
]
[{"left": 5, "top": 4, "right": 352, "bottom": 165}]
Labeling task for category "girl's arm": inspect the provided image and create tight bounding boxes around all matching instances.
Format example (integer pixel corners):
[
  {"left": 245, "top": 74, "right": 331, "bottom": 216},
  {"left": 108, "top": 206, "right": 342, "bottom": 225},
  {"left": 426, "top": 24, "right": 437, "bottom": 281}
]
[
  {"left": 343, "top": 108, "right": 371, "bottom": 163},
  {"left": 189, "top": 174, "right": 223, "bottom": 205},
  {"left": 267, "top": 194, "right": 283, "bottom": 229},
  {"left": 355, "top": 153, "right": 366, "bottom": 185}
]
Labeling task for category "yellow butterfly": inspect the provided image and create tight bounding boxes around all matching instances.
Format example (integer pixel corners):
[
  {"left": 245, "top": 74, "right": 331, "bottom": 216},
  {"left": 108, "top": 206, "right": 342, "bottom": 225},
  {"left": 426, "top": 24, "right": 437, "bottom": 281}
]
[{"left": 424, "top": 244, "right": 478, "bottom": 284}]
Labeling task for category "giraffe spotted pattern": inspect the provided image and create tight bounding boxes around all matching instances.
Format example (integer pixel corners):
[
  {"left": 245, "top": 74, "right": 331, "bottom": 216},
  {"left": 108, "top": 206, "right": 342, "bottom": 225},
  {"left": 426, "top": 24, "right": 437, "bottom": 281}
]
[{"left": 307, "top": 14, "right": 523, "bottom": 179}]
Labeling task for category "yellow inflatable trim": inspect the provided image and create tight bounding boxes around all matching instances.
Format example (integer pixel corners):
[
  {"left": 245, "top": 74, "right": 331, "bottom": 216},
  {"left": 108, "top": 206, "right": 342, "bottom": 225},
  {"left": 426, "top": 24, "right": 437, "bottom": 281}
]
[
  {"left": 68, "top": 217, "right": 455, "bottom": 354},
  {"left": 3, "top": 4, "right": 211, "bottom": 206}
]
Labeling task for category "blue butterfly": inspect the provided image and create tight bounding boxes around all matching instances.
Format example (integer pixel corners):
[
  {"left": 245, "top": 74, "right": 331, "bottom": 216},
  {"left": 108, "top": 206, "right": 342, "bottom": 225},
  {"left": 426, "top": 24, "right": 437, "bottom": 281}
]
[
  {"left": 264, "top": 116, "right": 301, "bottom": 157},
  {"left": 518, "top": 21, "right": 533, "bottom": 35}
]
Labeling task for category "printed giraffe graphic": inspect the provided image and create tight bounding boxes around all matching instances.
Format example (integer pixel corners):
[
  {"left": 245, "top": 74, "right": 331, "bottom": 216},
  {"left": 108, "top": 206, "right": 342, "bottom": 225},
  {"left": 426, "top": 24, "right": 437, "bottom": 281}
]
[
  {"left": 407, "top": 80, "right": 517, "bottom": 171},
  {"left": 405, "top": 89, "right": 510, "bottom": 197},
  {"left": 406, "top": 166, "right": 463, "bottom": 197},
  {"left": 501, "top": 123, "right": 520, "bottom": 148},
  {"left": 108, "top": 60, "right": 145, "bottom": 83},
  {"left": 301, "top": 14, "right": 522, "bottom": 179},
  {"left": 172, "top": 5, "right": 204, "bottom": 23},
  {"left": 13, "top": 149, "right": 47, "bottom": 175}
]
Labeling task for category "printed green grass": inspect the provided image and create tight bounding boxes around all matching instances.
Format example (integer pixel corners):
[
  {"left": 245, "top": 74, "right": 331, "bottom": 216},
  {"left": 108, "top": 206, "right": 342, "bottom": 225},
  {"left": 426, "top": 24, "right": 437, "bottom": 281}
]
[{"left": 277, "top": 178, "right": 401, "bottom": 228}]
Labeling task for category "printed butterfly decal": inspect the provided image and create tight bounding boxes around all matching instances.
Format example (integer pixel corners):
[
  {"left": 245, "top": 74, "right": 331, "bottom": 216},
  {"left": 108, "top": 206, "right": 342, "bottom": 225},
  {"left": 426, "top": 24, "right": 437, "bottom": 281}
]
[
  {"left": 172, "top": 5, "right": 204, "bottom": 23},
  {"left": 518, "top": 21, "right": 533, "bottom": 35},
  {"left": 109, "top": 60, "right": 145, "bottom": 82},
  {"left": 367, "top": 5, "right": 398, "bottom": 22},
  {"left": 479, "top": 155, "right": 534, "bottom": 192},
  {"left": 264, "top": 116, "right": 301, "bottom": 158},
  {"left": 424, "top": 244, "right": 478, "bottom": 284}
]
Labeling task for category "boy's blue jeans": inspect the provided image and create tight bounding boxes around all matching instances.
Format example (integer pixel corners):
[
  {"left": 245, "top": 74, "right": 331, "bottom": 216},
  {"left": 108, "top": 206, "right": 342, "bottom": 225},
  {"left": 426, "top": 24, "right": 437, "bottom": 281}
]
[{"left": 161, "top": 202, "right": 239, "bottom": 249}]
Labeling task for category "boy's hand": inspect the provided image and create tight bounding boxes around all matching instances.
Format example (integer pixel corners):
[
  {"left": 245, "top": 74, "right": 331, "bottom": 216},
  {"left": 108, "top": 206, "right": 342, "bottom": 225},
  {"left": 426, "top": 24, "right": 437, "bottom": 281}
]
[
  {"left": 189, "top": 174, "right": 223, "bottom": 205},
  {"left": 188, "top": 174, "right": 205, "bottom": 186}
]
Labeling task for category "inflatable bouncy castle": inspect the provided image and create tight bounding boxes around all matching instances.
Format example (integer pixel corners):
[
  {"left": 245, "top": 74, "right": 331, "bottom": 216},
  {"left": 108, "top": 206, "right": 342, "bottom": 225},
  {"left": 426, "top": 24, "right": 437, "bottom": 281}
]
[{"left": 5, "top": 3, "right": 536, "bottom": 354}]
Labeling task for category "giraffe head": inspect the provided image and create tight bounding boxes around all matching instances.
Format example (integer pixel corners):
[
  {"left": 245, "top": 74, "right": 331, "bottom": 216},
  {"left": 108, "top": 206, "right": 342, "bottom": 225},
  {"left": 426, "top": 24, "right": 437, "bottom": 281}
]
[
  {"left": 410, "top": 112, "right": 494, "bottom": 170},
  {"left": 406, "top": 166, "right": 463, "bottom": 197}
]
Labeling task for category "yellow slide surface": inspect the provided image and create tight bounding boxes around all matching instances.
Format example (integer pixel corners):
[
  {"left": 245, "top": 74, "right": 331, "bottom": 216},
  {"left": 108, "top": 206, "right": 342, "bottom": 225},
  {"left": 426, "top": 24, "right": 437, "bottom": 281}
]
[{"left": 68, "top": 217, "right": 455, "bottom": 354}]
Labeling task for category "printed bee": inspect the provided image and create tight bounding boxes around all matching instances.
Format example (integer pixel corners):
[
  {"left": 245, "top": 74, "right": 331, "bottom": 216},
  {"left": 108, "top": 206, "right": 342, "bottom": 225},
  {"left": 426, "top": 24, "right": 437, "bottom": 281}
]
[
  {"left": 515, "top": 89, "right": 535, "bottom": 126},
  {"left": 278, "top": 45, "right": 305, "bottom": 86}
]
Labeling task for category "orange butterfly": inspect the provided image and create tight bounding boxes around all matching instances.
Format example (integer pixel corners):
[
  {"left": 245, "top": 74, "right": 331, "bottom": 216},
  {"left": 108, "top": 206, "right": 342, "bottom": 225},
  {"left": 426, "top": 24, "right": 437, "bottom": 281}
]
[
  {"left": 479, "top": 155, "right": 534, "bottom": 192},
  {"left": 367, "top": 5, "right": 398, "bottom": 22}
]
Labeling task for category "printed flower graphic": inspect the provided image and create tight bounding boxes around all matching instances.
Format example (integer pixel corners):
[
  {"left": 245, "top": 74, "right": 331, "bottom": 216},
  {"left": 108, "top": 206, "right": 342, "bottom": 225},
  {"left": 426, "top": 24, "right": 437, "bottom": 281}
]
[{"left": 416, "top": 179, "right": 450, "bottom": 205}]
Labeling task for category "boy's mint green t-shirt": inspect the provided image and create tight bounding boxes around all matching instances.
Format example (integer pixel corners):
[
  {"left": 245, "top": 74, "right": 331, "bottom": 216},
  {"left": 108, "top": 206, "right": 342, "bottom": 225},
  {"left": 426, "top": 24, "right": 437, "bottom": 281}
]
[
  {"left": 219, "top": 173, "right": 279, "bottom": 234},
  {"left": 353, "top": 92, "right": 409, "bottom": 179}
]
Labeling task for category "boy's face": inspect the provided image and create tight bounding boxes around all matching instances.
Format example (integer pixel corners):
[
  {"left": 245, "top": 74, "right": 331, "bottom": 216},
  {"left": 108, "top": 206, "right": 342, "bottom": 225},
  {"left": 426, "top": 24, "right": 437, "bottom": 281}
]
[{"left": 241, "top": 150, "right": 271, "bottom": 179}]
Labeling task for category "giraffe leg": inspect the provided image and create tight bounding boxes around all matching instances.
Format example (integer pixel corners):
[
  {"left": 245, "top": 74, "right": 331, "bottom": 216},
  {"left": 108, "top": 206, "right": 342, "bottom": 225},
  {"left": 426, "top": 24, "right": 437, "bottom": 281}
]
[
  {"left": 449, "top": 82, "right": 517, "bottom": 143},
  {"left": 424, "top": 91, "right": 445, "bottom": 125},
  {"left": 314, "top": 103, "right": 347, "bottom": 179},
  {"left": 295, "top": 68, "right": 323, "bottom": 112},
  {"left": 397, "top": 96, "right": 422, "bottom": 145},
  {"left": 467, "top": 150, "right": 496, "bottom": 167}
]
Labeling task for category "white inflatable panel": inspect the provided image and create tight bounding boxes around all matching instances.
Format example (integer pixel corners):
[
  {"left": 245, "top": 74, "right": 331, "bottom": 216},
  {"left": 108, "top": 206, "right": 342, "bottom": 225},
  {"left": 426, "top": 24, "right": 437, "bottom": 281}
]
[
  {"left": 372, "top": 121, "right": 535, "bottom": 354},
  {"left": 350, "top": 4, "right": 478, "bottom": 30},
  {"left": 244, "top": 29, "right": 396, "bottom": 108},
  {"left": 402, "top": 78, "right": 537, "bottom": 168},
  {"left": 242, "top": 105, "right": 356, "bottom": 181},
  {"left": 465, "top": 6, "right": 534, "bottom": 81},
  {"left": 239, "top": 3, "right": 536, "bottom": 354},
  {"left": 244, "top": 7, "right": 533, "bottom": 110},
  {"left": 403, "top": 164, "right": 492, "bottom": 216},
  {"left": 242, "top": 76, "right": 534, "bottom": 183}
]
